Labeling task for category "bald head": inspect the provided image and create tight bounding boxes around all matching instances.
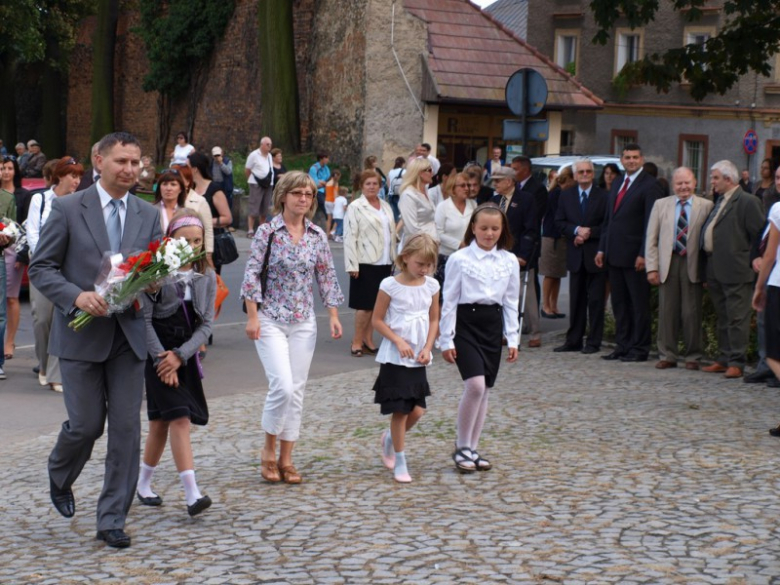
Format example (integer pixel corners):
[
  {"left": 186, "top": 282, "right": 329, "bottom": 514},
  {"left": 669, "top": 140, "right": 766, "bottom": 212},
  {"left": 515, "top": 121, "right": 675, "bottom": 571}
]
[
  {"left": 260, "top": 136, "right": 272, "bottom": 154},
  {"left": 672, "top": 166, "right": 697, "bottom": 202}
]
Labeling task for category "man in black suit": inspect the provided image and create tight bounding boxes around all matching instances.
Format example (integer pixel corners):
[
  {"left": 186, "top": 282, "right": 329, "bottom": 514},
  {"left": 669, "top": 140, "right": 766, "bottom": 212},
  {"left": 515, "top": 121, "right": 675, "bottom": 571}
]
[
  {"left": 596, "top": 143, "right": 664, "bottom": 361},
  {"left": 554, "top": 158, "right": 609, "bottom": 353},
  {"left": 490, "top": 166, "right": 541, "bottom": 346},
  {"left": 76, "top": 142, "right": 100, "bottom": 191}
]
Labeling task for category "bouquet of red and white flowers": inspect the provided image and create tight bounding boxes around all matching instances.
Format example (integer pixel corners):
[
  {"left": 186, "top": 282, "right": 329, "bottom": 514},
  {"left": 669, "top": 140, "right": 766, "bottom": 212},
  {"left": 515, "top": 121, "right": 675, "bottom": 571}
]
[
  {"left": 69, "top": 237, "right": 205, "bottom": 332},
  {"left": 0, "top": 217, "right": 22, "bottom": 245}
]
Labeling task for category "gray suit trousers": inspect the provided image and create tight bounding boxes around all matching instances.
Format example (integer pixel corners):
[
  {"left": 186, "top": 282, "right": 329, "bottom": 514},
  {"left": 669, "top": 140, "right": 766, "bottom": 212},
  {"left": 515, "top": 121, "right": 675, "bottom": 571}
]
[
  {"left": 657, "top": 253, "right": 704, "bottom": 362},
  {"left": 48, "top": 325, "right": 144, "bottom": 531},
  {"left": 706, "top": 264, "right": 754, "bottom": 368}
]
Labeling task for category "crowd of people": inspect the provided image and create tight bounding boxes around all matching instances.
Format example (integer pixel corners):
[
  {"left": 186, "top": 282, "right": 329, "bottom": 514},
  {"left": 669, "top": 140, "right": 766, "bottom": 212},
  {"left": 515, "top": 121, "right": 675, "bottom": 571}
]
[{"left": 5, "top": 129, "right": 779, "bottom": 550}]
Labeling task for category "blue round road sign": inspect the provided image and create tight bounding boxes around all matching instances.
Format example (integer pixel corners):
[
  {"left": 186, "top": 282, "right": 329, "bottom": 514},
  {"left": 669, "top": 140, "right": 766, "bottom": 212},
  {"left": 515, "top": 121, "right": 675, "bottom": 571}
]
[{"left": 744, "top": 129, "right": 758, "bottom": 155}]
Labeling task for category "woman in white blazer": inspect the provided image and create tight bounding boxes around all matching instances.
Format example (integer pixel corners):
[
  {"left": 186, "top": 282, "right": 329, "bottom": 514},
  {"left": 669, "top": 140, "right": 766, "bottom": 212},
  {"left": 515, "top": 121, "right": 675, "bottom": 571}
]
[{"left": 344, "top": 170, "right": 397, "bottom": 357}]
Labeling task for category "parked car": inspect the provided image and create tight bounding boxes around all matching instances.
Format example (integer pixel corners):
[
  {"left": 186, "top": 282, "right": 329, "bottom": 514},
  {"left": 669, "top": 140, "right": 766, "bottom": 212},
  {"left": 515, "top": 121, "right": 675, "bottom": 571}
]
[{"left": 531, "top": 155, "right": 624, "bottom": 187}]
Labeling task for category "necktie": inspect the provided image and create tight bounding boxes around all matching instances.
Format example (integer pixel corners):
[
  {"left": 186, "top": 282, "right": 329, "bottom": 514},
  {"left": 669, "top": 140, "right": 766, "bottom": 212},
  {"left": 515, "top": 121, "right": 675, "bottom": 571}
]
[
  {"left": 107, "top": 199, "right": 123, "bottom": 253},
  {"left": 675, "top": 201, "right": 688, "bottom": 256},
  {"left": 614, "top": 177, "right": 631, "bottom": 212},
  {"left": 580, "top": 191, "right": 588, "bottom": 215},
  {"left": 499, "top": 195, "right": 508, "bottom": 212}
]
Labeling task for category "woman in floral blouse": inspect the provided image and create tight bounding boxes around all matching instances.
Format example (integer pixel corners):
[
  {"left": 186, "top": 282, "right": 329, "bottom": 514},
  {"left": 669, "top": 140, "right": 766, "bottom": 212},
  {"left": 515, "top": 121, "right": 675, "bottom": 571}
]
[{"left": 241, "top": 171, "right": 344, "bottom": 484}]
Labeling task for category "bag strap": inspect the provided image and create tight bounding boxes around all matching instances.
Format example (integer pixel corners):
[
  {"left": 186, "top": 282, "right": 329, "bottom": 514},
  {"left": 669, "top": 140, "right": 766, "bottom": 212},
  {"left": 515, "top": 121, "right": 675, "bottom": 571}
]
[{"left": 261, "top": 231, "right": 275, "bottom": 279}]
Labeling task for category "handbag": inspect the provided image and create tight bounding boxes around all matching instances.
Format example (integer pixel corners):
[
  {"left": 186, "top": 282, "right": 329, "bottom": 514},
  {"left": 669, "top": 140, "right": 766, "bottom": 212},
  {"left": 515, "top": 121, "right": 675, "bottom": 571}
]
[
  {"left": 212, "top": 228, "right": 239, "bottom": 266},
  {"left": 214, "top": 274, "right": 229, "bottom": 320},
  {"left": 242, "top": 231, "right": 275, "bottom": 313},
  {"left": 253, "top": 171, "right": 272, "bottom": 188}
]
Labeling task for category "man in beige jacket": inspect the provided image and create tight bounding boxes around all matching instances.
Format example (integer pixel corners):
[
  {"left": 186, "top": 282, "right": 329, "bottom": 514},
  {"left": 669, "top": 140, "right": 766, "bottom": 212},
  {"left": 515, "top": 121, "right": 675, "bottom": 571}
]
[{"left": 645, "top": 167, "right": 713, "bottom": 370}]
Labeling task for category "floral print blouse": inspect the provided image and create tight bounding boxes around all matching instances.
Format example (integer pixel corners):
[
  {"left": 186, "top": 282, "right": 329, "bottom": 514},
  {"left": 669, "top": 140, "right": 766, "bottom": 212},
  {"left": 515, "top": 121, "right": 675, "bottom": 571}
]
[{"left": 241, "top": 214, "right": 344, "bottom": 323}]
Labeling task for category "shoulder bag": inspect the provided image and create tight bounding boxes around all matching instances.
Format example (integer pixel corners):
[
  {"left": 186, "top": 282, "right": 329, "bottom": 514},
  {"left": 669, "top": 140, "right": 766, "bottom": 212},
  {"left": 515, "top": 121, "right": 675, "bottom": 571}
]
[{"left": 242, "top": 231, "right": 275, "bottom": 313}]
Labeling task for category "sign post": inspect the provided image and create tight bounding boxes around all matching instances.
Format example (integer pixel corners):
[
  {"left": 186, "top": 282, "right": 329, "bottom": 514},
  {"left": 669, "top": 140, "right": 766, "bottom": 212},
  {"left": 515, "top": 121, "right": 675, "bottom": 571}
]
[{"left": 504, "top": 68, "right": 549, "bottom": 152}]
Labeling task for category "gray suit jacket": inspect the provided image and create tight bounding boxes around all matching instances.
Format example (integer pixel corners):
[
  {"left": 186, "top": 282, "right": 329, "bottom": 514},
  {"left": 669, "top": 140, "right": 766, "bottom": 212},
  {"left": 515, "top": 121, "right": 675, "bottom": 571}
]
[{"left": 28, "top": 184, "right": 162, "bottom": 361}]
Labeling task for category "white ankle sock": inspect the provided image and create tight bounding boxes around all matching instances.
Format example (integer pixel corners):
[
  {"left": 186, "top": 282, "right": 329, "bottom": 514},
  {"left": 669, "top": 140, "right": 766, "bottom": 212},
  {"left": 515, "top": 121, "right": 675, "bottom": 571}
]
[
  {"left": 394, "top": 451, "right": 408, "bottom": 477},
  {"left": 179, "top": 469, "right": 203, "bottom": 506},
  {"left": 137, "top": 462, "right": 158, "bottom": 498}
]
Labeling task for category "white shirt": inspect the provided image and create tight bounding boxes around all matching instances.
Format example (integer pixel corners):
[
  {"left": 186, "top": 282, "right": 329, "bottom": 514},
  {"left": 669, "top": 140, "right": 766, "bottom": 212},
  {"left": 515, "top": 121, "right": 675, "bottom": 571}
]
[
  {"left": 97, "top": 180, "right": 128, "bottom": 234},
  {"left": 332, "top": 195, "right": 348, "bottom": 220},
  {"left": 171, "top": 143, "right": 195, "bottom": 165},
  {"left": 428, "top": 184, "right": 444, "bottom": 209},
  {"left": 245, "top": 149, "right": 273, "bottom": 186},
  {"left": 768, "top": 202, "right": 780, "bottom": 287},
  {"left": 26, "top": 188, "right": 56, "bottom": 255},
  {"left": 439, "top": 240, "right": 521, "bottom": 350},
  {"left": 375, "top": 275, "right": 440, "bottom": 368},
  {"left": 435, "top": 197, "right": 476, "bottom": 256}
]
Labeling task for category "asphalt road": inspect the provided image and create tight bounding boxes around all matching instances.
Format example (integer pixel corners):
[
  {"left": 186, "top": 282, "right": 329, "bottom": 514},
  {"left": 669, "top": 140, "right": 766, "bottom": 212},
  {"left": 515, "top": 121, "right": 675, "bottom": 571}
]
[{"left": 0, "top": 231, "right": 569, "bottom": 445}]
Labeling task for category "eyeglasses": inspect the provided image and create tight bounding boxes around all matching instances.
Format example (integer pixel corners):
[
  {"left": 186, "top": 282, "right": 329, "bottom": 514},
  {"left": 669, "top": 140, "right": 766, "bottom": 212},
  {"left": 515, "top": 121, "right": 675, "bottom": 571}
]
[
  {"left": 421, "top": 168, "right": 433, "bottom": 173},
  {"left": 2, "top": 155, "right": 16, "bottom": 162},
  {"left": 288, "top": 189, "right": 314, "bottom": 199},
  {"left": 455, "top": 183, "right": 468, "bottom": 188}
]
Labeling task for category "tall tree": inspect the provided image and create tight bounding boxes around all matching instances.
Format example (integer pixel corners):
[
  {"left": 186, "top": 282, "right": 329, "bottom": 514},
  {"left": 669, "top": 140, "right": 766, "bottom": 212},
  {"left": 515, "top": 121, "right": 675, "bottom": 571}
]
[
  {"left": 90, "top": 0, "right": 120, "bottom": 144},
  {"left": 258, "top": 0, "right": 300, "bottom": 152},
  {"left": 590, "top": 0, "right": 780, "bottom": 101},
  {"left": 137, "top": 0, "right": 235, "bottom": 162}
]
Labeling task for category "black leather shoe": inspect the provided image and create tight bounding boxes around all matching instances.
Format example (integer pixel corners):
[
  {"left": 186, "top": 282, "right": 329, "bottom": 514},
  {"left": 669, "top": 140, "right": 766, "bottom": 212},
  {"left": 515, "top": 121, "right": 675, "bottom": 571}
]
[
  {"left": 553, "top": 343, "right": 582, "bottom": 352},
  {"left": 620, "top": 354, "right": 648, "bottom": 362},
  {"left": 581, "top": 346, "right": 600, "bottom": 355},
  {"left": 601, "top": 350, "right": 625, "bottom": 361},
  {"left": 541, "top": 309, "right": 555, "bottom": 319},
  {"left": 767, "top": 377, "right": 780, "bottom": 388},
  {"left": 96, "top": 529, "right": 131, "bottom": 548},
  {"left": 770, "top": 425, "right": 780, "bottom": 437},
  {"left": 187, "top": 495, "right": 212, "bottom": 517},
  {"left": 744, "top": 370, "right": 773, "bottom": 384},
  {"left": 136, "top": 492, "right": 163, "bottom": 506},
  {"left": 50, "top": 477, "right": 75, "bottom": 518}
]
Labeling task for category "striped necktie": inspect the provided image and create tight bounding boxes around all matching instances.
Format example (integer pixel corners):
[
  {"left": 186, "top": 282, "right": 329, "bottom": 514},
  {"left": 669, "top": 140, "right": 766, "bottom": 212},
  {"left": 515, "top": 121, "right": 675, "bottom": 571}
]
[{"left": 674, "top": 201, "right": 688, "bottom": 256}]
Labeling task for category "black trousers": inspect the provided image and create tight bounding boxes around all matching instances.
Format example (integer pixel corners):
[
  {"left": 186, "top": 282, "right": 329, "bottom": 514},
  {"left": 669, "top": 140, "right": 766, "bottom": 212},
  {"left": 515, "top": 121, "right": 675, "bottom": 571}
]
[
  {"left": 608, "top": 265, "right": 651, "bottom": 357},
  {"left": 566, "top": 268, "right": 606, "bottom": 349}
]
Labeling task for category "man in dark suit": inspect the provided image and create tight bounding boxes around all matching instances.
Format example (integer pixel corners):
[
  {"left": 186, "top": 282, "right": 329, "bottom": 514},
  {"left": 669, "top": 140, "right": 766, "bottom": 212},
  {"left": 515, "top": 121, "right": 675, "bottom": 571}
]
[
  {"left": 491, "top": 166, "right": 541, "bottom": 346},
  {"left": 700, "top": 160, "right": 764, "bottom": 378},
  {"left": 76, "top": 142, "right": 100, "bottom": 191},
  {"left": 596, "top": 143, "right": 664, "bottom": 361},
  {"left": 554, "top": 158, "right": 608, "bottom": 353},
  {"left": 29, "top": 132, "right": 162, "bottom": 548}
]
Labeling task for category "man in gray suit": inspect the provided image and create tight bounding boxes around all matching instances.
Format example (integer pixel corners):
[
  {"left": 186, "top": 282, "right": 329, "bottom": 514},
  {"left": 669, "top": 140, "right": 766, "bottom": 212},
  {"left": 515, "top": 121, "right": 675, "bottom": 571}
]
[
  {"left": 699, "top": 160, "right": 764, "bottom": 379},
  {"left": 645, "top": 167, "right": 713, "bottom": 370},
  {"left": 29, "top": 132, "right": 162, "bottom": 548}
]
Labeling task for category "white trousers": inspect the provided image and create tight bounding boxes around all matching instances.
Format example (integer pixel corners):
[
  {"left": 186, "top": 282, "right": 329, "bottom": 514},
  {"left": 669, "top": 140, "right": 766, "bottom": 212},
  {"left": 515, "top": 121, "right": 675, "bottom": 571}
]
[{"left": 255, "top": 315, "right": 317, "bottom": 442}]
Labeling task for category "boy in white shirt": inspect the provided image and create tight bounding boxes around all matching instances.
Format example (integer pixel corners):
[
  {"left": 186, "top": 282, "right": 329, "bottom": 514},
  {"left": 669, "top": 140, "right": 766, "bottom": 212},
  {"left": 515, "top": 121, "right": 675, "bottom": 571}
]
[{"left": 331, "top": 187, "right": 349, "bottom": 242}]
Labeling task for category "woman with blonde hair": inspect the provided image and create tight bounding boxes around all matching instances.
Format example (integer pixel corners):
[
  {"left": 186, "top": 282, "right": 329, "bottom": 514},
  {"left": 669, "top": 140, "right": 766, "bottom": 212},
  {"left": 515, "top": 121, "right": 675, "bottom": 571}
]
[
  {"left": 398, "top": 157, "right": 437, "bottom": 247},
  {"left": 242, "top": 171, "right": 344, "bottom": 484},
  {"left": 434, "top": 172, "right": 476, "bottom": 289}
]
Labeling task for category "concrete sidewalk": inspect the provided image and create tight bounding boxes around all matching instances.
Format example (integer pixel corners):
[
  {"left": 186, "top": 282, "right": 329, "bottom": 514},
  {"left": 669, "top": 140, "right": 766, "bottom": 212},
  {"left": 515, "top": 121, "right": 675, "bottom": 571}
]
[{"left": 2, "top": 343, "right": 780, "bottom": 584}]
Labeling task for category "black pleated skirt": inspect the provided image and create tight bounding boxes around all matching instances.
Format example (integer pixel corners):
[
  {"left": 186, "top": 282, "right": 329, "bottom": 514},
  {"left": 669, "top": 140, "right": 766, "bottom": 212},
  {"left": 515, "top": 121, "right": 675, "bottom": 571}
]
[
  {"left": 454, "top": 303, "right": 503, "bottom": 388},
  {"left": 372, "top": 363, "right": 430, "bottom": 415}
]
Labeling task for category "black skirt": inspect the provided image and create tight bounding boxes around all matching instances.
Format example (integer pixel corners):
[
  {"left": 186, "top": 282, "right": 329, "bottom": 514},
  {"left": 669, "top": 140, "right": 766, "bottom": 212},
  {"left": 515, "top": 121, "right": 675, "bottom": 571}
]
[
  {"left": 766, "top": 286, "right": 780, "bottom": 361},
  {"left": 349, "top": 263, "right": 393, "bottom": 310},
  {"left": 372, "top": 363, "right": 430, "bottom": 415},
  {"left": 454, "top": 303, "right": 503, "bottom": 388},
  {"left": 145, "top": 302, "right": 209, "bottom": 425}
]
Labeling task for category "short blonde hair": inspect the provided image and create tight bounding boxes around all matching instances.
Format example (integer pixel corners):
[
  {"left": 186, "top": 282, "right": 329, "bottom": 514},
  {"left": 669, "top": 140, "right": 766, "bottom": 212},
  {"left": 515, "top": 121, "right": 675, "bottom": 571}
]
[
  {"left": 395, "top": 233, "right": 439, "bottom": 272},
  {"left": 271, "top": 171, "right": 319, "bottom": 219}
]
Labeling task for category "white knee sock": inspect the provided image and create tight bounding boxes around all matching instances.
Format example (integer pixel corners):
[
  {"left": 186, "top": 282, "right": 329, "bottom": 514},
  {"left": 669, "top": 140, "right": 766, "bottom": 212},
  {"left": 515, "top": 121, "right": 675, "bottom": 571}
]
[
  {"left": 179, "top": 469, "right": 203, "bottom": 506},
  {"left": 137, "top": 462, "right": 158, "bottom": 498},
  {"left": 457, "top": 376, "right": 487, "bottom": 449}
]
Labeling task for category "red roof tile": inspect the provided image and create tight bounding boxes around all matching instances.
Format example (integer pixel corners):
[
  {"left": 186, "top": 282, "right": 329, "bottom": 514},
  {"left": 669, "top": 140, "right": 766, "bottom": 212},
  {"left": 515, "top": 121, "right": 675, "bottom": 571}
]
[{"left": 404, "top": 0, "right": 603, "bottom": 109}]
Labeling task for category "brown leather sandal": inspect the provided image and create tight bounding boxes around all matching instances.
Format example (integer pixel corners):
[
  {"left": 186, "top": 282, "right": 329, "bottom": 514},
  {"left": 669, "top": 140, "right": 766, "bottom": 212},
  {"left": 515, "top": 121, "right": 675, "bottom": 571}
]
[
  {"left": 278, "top": 462, "right": 302, "bottom": 484},
  {"left": 261, "top": 459, "right": 281, "bottom": 483}
]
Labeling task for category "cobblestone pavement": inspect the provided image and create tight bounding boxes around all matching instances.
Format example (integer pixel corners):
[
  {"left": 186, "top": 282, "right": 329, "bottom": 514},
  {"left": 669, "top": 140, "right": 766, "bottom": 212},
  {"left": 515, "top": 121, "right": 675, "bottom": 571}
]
[{"left": 2, "top": 342, "right": 780, "bottom": 584}]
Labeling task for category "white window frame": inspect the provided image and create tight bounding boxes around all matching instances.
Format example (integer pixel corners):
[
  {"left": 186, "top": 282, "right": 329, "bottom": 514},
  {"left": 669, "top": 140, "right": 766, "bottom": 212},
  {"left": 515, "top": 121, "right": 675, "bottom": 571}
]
[
  {"left": 614, "top": 28, "right": 644, "bottom": 75},
  {"left": 554, "top": 29, "right": 580, "bottom": 75}
]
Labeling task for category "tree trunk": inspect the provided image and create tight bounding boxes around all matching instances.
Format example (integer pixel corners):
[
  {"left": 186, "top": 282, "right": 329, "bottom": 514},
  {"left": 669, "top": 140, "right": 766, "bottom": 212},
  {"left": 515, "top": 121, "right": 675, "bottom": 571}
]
[
  {"left": 184, "top": 63, "right": 208, "bottom": 148},
  {"left": 258, "top": 0, "right": 300, "bottom": 152},
  {"left": 90, "top": 0, "right": 119, "bottom": 144},
  {"left": 0, "top": 57, "right": 17, "bottom": 146},
  {"left": 40, "top": 42, "right": 65, "bottom": 156},
  {"left": 156, "top": 93, "right": 172, "bottom": 165}
]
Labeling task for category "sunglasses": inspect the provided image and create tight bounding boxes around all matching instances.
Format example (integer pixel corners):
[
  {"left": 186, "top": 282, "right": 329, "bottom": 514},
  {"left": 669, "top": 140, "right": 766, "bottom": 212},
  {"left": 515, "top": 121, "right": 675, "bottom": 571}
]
[{"left": 2, "top": 155, "right": 16, "bottom": 162}]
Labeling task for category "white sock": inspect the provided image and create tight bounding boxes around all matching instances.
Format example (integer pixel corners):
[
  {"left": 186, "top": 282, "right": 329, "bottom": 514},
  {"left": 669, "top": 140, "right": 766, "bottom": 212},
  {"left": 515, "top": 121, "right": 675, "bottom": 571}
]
[
  {"left": 137, "top": 462, "right": 158, "bottom": 498},
  {"left": 394, "top": 451, "right": 408, "bottom": 477},
  {"left": 179, "top": 469, "right": 203, "bottom": 506},
  {"left": 383, "top": 430, "right": 394, "bottom": 458}
]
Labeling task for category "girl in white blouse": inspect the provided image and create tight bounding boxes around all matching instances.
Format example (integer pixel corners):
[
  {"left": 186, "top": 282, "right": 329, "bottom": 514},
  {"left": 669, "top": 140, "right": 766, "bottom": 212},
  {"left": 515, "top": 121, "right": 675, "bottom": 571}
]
[
  {"left": 439, "top": 204, "right": 520, "bottom": 473},
  {"left": 371, "top": 234, "right": 440, "bottom": 483}
]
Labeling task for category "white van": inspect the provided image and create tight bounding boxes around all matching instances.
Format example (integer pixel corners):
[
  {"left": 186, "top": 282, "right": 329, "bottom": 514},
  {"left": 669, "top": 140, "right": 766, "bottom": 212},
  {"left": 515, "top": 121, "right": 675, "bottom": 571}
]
[{"left": 531, "top": 155, "right": 624, "bottom": 187}]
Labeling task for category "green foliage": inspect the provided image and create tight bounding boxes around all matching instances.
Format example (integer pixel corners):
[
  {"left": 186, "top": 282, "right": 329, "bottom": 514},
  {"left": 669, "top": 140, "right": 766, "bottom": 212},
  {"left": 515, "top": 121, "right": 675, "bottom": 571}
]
[
  {"left": 589, "top": 0, "right": 780, "bottom": 101},
  {"left": 136, "top": 0, "right": 235, "bottom": 98},
  {"left": 564, "top": 62, "right": 576, "bottom": 76}
]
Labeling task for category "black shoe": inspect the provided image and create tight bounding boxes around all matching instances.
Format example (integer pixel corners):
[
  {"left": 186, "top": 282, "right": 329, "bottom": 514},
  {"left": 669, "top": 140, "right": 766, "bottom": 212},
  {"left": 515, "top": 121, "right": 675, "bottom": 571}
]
[
  {"left": 770, "top": 425, "right": 780, "bottom": 437},
  {"left": 620, "top": 354, "right": 648, "bottom": 362},
  {"left": 33, "top": 365, "right": 40, "bottom": 374},
  {"left": 744, "top": 370, "right": 773, "bottom": 384},
  {"left": 96, "top": 529, "right": 131, "bottom": 548},
  {"left": 553, "top": 312, "right": 567, "bottom": 319},
  {"left": 767, "top": 377, "right": 780, "bottom": 388},
  {"left": 553, "top": 343, "right": 582, "bottom": 352},
  {"left": 581, "top": 346, "right": 600, "bottom": 355},
  {"left": 187, "top": 495, "right": 212, "bottom": 517},
  {"left": 601, "top": 350, "right": 625, "bottom": 361},
  {"left": 136, "top": 492, "right": 163, "bottom": 507},
  {"left": 50, "top": 477, "right": 75, "bottom": 518},
  {"left": 541, "top": 310, "right": 555, "bottom": 319}
]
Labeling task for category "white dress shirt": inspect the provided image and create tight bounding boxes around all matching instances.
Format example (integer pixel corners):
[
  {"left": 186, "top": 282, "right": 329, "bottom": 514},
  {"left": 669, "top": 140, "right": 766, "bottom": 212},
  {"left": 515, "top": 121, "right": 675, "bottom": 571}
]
[
  {"left": 97, "top": 181, "right": 128, "bottom": 234},
  {"left": 439, "top": 240, "right": 521, "bottom": 350},
  {"left": 26, "top": 188, "right": 55, "bottom": 255}
]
